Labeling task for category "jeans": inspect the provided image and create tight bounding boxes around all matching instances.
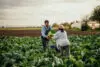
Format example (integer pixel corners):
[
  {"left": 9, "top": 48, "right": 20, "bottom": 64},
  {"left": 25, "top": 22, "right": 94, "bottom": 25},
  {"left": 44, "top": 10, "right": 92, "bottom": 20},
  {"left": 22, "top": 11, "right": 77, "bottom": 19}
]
[
  {"left": 60, "top": 45, "right": 70, "bottom": 57},
  {"left": 41, "top": 36, "right": 49, "bottom": 51}
]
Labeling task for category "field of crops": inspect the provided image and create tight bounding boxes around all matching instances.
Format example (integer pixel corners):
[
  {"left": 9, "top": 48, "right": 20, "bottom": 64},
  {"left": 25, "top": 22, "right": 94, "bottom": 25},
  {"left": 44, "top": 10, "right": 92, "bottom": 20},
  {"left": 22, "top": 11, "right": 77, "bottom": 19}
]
[{"left": 0, "top": 35, "right": 100, "bottom": 67}]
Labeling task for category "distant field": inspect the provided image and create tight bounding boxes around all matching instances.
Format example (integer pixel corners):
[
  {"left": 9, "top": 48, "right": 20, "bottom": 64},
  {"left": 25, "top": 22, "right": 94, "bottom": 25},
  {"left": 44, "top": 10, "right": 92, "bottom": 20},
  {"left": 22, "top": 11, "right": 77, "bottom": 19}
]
[
  {"left": 0, "top": 27, "right": 100, "bottom": 36},
  {"left": 0, "top": 29, "right": 100, "bottom": 36},
  {"left": 0, "top": 27, "right": 41, "bottom": 30}
]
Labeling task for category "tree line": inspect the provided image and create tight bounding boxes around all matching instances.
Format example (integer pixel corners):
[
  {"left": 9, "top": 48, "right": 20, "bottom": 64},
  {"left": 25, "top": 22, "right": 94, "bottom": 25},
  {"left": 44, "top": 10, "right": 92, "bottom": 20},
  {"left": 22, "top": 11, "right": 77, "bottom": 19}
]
[{"left": 52, "top": 5, "right": 100, "bottom": 31}]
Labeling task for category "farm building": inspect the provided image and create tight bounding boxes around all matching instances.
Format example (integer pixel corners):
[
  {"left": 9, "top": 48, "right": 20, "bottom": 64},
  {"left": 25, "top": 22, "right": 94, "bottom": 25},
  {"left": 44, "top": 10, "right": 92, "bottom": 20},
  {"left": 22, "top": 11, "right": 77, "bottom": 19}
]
[
  {"left": 71, "top": 21, "right": 82, "bottom": 29},
  {"left": 88, "top": 21, "right": 100, "bottom": 29}
]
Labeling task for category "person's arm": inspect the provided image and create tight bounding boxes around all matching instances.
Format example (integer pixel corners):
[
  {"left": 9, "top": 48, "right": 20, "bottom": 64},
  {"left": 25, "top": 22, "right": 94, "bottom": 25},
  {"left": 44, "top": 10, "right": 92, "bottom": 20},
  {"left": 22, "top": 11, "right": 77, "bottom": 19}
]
[
  {"left": 65, "top": 31, "right": 70, "bottom": 45},
  {"left": 52, "top": 31, "right": 59, "bottom": 40},
  {"left": 41, "top": 26, "right": 47, "bottom": 38},
  {"left": 65, "top": 31, "right": 68, "bottom": 38}
]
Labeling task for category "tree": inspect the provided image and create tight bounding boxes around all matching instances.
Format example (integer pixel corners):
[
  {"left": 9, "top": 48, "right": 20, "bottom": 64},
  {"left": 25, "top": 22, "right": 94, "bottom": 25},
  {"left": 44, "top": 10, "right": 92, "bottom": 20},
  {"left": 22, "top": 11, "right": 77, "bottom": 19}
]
[
  {"left": 61, "top": 22, "right": 74, "bottom": 29},
  {"left": 82, "top": 15, "right": 89, "bottom": 23},
  {"left": 61, "top": 22, "right": 69, "bottom": 27},
  {"left": 89, "top": 5, "right": 100, "bottom": 28},
  {"left": 52, "top": 23, "right": 59, "bottom": 28},
  {"left": 81, "top": 15, "right": 90, "bottom": 31}
]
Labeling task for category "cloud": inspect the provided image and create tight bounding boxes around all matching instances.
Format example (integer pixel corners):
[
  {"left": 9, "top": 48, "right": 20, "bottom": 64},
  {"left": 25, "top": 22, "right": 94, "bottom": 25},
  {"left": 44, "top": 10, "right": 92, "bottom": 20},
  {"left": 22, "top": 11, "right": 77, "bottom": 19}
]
[
  {"left": 0, "top": 0, "right": 100, "bottom": 26},
  {"left": 38, "top": 0, "right": 100, "bottom": 22},
  {"left": 0, "top": 0, "right": 99, "bottom": 9},
  {"left": 0, "top": 0, "right": 22, "bottom": 9}
]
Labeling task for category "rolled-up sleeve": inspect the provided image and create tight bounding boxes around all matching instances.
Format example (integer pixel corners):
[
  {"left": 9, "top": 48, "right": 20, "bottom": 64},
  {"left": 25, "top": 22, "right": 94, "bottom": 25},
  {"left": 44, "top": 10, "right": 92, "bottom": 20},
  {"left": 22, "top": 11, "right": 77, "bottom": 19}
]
[{"left": 41, "top": 26, "right": 47, "bottom": 38}]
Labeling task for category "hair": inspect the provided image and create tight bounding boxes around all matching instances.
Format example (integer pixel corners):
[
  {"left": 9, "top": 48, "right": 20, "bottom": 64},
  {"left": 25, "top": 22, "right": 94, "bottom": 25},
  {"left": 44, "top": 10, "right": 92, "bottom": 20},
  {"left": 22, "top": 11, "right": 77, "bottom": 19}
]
[
  {"left": 58, "top": 25, "right": 64, "bottom": 32},
  {"left": 44, "top": 20, "right": 49, "bottom": 23},
  {"left": 59, "top": 28, "right": 64, "bottom": 32}
]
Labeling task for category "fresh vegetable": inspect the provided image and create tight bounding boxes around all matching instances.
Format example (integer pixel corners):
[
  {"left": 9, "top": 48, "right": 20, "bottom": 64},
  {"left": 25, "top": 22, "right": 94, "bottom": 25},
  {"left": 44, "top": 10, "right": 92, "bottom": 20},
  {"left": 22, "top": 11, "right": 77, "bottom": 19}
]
[
  {"left": 48, "top": 29, "right": 56, "bottom": 38},
  {"left": 0, "top": 35, "right": 100, "bottom": 67}
]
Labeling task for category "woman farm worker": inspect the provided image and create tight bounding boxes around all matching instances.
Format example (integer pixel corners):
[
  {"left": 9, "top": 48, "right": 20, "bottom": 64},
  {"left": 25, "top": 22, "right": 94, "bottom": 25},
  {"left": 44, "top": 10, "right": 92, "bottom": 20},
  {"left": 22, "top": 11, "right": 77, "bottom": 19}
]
[{"left": 53, "top": 25, "right": 70, "bottom": 57}]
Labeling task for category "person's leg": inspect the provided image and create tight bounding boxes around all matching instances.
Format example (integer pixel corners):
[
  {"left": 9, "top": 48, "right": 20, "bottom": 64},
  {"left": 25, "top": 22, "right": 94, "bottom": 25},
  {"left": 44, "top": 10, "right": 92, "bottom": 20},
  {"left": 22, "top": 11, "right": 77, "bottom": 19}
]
[
  {"left": 65, "top": 45, "right": 70, "bottom": 57},
  {"left": 60, "top": 46, "right": 64, "bottom": 56},
  {"left": 55, "top": 46, "right": 60, "bottom": 52},
  {"left": 45, "top": 40, "right": 49, "bottom": 49},
  {"left": 41, "top": 37, "right": 47, "bottom": 51}
]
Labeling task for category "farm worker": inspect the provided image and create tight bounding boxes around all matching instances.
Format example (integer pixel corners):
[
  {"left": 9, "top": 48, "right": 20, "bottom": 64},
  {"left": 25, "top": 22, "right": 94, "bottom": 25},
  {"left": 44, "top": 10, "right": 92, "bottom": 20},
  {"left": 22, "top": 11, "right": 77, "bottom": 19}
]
[
  {"left": 41, "top": 20, "right": 52, "bottom": 51},
  {"left": 53, "top": 25, "right": 70, "bottom": 57}
]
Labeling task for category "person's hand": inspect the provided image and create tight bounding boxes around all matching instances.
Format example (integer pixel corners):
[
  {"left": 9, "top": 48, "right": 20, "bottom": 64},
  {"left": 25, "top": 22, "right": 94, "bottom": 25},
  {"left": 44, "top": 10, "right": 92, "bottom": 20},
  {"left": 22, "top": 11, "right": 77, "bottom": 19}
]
[
  {"left": 46, "top": 36, "right": 49, "bottom": 40},
  {"left": 48, "top": 35, "right": 53, "bottom": 39}
]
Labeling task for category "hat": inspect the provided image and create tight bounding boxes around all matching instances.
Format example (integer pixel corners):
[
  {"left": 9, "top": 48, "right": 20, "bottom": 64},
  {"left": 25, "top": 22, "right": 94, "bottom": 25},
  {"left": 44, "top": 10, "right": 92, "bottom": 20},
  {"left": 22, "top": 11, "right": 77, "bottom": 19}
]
[{"left": 59, "top": 25, "right": 65, "bottom": 29}]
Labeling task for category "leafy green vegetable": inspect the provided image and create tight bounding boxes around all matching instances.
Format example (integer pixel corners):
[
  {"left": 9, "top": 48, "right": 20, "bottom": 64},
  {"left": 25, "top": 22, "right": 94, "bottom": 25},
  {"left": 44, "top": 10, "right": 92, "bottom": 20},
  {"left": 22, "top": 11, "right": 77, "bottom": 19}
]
[
  {"left": 0, "top": 35, "right": 100, "bottom": 67},
  {"left": 48, "top": 29, "right": 56, "bottom": 38}
]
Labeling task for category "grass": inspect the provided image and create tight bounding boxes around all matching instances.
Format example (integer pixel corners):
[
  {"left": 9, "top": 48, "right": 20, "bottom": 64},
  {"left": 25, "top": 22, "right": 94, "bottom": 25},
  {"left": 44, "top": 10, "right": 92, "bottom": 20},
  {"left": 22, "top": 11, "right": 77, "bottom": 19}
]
[{"left": 0, "top": 27, "right": 41, "bottom": 30}]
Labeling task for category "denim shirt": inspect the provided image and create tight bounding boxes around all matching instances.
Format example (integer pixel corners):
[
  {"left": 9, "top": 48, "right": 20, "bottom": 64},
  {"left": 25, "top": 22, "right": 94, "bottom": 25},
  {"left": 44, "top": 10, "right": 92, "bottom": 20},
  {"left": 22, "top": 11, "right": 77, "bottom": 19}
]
[{"left": 41, "top": 26, "right": 52, "bottom": 38}]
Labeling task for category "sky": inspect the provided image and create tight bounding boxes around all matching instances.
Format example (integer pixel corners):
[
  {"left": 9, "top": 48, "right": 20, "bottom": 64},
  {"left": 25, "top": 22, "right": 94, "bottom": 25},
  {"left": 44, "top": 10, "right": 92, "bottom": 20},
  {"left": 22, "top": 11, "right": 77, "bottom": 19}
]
[{"left": 0, "top": 0, "right": 100, "bottom": 27}]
